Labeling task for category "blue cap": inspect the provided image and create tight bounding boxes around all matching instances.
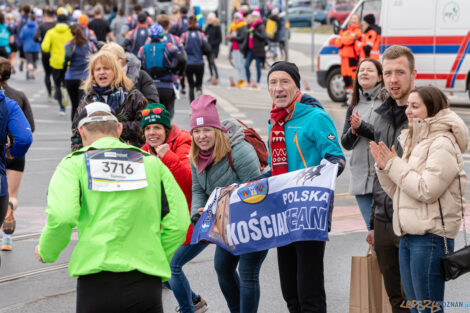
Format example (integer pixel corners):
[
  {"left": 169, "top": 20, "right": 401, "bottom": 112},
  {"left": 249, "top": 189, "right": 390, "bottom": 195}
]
[{"left": 149, "top": 24, "right": 165, "bottom": 38}]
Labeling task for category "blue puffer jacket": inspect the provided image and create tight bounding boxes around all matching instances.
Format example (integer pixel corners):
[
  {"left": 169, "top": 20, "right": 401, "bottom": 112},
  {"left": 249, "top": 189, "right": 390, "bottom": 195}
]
[
  {"left": 0, "top": 91, "right": 33, "bottom": 196},
  {"left": 190, "top": 122, "right": 261, "bottom": 218},
  {"left": 19, "top": 20, "right": 40, "bottom": 53},
  {"left": 268, "top": 94, "right": 345, "bottom": 173}
]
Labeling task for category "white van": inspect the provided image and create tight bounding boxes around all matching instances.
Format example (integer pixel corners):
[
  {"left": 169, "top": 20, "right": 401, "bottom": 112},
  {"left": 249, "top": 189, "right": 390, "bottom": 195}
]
[{"left": 316, "top": 0, "right": 470, "bottom": 102}]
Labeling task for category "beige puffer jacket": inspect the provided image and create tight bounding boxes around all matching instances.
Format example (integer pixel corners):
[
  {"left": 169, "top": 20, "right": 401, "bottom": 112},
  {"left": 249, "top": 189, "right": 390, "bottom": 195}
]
[{"left": 376, "top": 108, "right": 468, "bottom": 238}]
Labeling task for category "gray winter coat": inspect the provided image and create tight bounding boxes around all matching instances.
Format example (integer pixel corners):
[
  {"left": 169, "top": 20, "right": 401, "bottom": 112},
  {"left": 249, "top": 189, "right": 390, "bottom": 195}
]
[
  {"left": 190, "top": 118, "right": 261, "bottom": 218},
  {"left": 341, "top": 85, "right": 381, "bottom": 195}
]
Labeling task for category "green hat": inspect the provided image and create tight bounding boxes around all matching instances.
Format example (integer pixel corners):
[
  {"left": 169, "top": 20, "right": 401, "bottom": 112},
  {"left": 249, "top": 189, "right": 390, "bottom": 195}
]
[{"left": 141, "top": 103, "right": 171, "bottom": 129}]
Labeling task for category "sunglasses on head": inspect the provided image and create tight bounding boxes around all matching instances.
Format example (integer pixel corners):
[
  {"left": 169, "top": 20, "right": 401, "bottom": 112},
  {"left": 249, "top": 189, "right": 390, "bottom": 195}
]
[{"left": 141, "top": 107, "right": 163, "bottom": 116}]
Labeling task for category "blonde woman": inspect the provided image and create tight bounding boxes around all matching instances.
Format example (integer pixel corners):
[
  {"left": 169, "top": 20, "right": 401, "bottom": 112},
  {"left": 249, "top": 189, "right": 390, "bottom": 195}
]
[
  {"left": 189, "top": 95, "right": 267, "bottom": 313},
  {"left": 70, "top": 51, "right": 147, "bottom": 151}
]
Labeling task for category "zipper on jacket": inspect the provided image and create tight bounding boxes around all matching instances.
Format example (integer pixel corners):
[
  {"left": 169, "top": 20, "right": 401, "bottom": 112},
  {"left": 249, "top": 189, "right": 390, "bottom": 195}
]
[{"left": 294, "top": 132, "right": 307, "bottom": 168}]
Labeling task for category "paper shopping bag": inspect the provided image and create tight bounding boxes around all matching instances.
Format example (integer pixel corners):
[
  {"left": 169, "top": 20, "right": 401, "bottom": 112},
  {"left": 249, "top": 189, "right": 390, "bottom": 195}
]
[{"left": 349, "top": 247, "right": 393, "bottom": 313}]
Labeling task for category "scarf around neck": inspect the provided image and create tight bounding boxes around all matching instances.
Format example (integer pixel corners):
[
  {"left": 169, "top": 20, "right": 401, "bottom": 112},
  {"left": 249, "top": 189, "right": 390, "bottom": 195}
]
[
  {"left": 91, "top": 84, "right": 128, "bottom": 111},
  {"left": 269, "top": 90, "right": 303, "bottom": 176},
  {"left": 197, "top": 148, "right": 215, "bottom": 174}
]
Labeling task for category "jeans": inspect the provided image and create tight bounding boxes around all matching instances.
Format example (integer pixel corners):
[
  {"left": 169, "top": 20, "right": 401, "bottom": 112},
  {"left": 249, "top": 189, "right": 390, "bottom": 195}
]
[
  {"left": 355, "top": 193, "right": 373, "bottom": 230},
  {"left": 232, "top": 49, "right": 246, "bottom": 81},
  {"left": 244, "top": 50, "right": 263, "bottom": 84},
  {"left": 399, "top": 234, "right": 454, "bottom": 313},
  {"left": 167, "top": 241, "right": 209, "bottom": 313},
  {"left": 214, "top": 246, "right": 268, "bottom": 313}
]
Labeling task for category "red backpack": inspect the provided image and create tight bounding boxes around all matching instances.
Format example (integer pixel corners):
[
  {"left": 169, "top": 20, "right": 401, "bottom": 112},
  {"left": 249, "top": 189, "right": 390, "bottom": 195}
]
[{"left": 228, "top": 119, "right": 269, "bottom": 172}]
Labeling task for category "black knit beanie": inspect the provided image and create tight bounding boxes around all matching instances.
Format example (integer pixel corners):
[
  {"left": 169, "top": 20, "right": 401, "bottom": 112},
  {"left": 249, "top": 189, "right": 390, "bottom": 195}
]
[
  {"left": 363, "top": 14, "right": 375, "bottom": 25},
  {"left": 267, "top": 61, "right": 301, "bottom": 88}
]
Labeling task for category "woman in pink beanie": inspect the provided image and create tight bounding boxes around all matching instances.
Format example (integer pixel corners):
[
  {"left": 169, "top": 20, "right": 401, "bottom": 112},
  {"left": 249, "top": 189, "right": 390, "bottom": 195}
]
[{"left": 189, "top": 95, "right": 267, "bottom": 313}]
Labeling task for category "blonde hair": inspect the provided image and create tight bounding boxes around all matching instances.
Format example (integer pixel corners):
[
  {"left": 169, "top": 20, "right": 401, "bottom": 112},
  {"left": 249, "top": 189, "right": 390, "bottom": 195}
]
[
  {"left": 100, "top": 42, "right": 127, "bottom": 64},
  {"left": 190, "top": 128, "right": 231, "bottom": 167},
  {"left": 82, "top": 51, "right": 133, "bottom": 94}
]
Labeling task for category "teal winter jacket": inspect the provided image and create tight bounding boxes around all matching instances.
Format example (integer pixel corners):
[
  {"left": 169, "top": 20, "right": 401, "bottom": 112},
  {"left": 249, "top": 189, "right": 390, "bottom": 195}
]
[
  {"left": 190, "top": 120, "right": 261, "bottom": 218},
  {"left": 268, "top": 94, "right": 345, "bottom": 173}
]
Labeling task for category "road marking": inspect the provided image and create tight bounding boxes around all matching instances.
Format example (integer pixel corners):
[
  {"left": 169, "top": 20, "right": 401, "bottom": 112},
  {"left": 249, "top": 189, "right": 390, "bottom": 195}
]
[
  {"left": 35, "top": 119, "right": 71, "bottom": 124},
  {"left": 204, "top": 88, "right": 242, "bottom": 114},
  {"left": 32, "top": 104, "right": 49, "bottom": 108}
]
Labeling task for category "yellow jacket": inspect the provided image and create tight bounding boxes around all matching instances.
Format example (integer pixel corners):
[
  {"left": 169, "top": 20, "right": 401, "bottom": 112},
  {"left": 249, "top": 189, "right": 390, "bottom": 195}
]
[{"left": 41, "top": 23, "right": 73, "bottom": 70}]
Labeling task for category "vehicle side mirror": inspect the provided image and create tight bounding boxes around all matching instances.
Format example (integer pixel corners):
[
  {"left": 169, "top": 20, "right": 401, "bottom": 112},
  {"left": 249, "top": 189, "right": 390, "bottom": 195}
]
[{"left": 333, "top": 19, "right": 340, "bottom": 34}]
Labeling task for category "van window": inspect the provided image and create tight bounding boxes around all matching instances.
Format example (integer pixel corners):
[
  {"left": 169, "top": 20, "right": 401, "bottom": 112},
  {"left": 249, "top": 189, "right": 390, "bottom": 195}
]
[{"left": 342, "top": 0, "right": 382, "bottom": 28}]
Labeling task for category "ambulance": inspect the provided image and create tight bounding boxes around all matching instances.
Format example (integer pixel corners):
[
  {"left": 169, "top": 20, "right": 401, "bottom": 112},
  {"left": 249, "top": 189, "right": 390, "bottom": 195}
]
[{"left": 316, "top": 0, "right": 470, "bottom": 102}]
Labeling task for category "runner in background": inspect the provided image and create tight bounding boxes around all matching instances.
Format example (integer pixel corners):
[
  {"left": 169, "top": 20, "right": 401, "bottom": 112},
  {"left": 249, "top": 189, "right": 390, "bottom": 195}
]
[
  {"left": 19, "top": 14, "right": 40, "bottom": 80},
  {"left": 88, "top": 5, "right": 114, "bottom": 43},
  {"left": 181, "top": 16, "right": 207, "bottom": 103},
  {"left": 158, "top": 14, "right": 187, "bottom": 95},
  {"left": 138, "top": 24, "right": 185, "bottom": 119},
  {"left": 170, "top": 6, "right": 189, "bottom": 95},
  {"left": 0, "top": 57, "right": 34, "bottom": 251},
  {"left": 64, "top": 24, "right": 97, "bottom": 121},
  {"left": 34, "top": 6, "right": 55, "bottom": 101},
  {"left": 77, "top": 14, "right": 97, "bottom": 44},
  {"left": 16, "top": 5, "right": 31, "bottom": 73},
  {"left": 41, "top": 13, "right": 73, "bottom": 115},
  {"left": 110, "top": 7, "right": 127, "bottom": 46},
  {"left": 0, "top": 13, "right": 13, "bottom": 59},
  {"left": 124, "top": 12, "right": 149, "bottom": 56},
  {"left": 6, "top": 13, "right": 19, "bottom": 71}
]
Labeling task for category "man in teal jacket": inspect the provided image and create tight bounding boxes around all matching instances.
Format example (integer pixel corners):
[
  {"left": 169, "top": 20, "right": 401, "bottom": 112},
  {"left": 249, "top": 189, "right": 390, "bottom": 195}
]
[
  {"left": 267, "top": 61, "right": 345, "bottom": 313},
  {"left": 35, "top": 102, "right": 189, "bottom": 313}
]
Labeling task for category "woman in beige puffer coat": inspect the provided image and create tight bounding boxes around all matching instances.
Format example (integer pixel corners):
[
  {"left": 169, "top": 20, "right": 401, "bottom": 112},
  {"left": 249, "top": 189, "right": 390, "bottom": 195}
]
[{"left": 370, "top": 85, "right": 468, "bottom": 313}]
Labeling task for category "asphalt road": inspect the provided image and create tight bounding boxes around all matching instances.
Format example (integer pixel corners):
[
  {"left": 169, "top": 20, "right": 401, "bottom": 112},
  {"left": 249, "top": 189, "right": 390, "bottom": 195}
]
[{"left": 0, "top": 32, "right": 469, "bottom": 312}]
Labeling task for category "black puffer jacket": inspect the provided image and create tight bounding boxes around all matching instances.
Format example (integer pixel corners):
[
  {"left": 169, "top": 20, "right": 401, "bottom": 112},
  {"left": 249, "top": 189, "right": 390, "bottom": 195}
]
[
  {"left": 71, "top": 88, "right": 148, "bottom": 151},
  {"left": 370, "top": 96, "right": 408, "bottom": 229},
  {"left": 250, "top": 23, "right": 267, "bottom": 58}
]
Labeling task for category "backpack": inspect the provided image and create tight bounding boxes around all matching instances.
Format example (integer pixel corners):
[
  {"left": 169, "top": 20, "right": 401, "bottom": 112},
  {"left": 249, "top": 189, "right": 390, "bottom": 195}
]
[
  {"left": 225, "top": 119, "right": 269, "bottom": 172},
  {"left": 142, "top": 42, "right": 172, "bottom": 78},
  {"left": 265, "top": 18, "right": 277, "bottom": 40}
]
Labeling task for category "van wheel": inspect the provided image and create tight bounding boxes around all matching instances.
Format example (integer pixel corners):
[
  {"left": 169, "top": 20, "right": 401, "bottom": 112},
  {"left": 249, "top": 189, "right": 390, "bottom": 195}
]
[{"left": 326, "top": 68, "right": 347, "bottom": 102}]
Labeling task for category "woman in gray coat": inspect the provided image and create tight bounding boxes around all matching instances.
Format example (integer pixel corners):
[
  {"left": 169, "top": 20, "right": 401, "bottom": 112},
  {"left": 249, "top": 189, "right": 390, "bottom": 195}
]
[
  {"left": 190, "top": 95, "right": 267, "bottom": 313},
  {"left": 341, "top": 58, "right": 385, "bottom": 230}
]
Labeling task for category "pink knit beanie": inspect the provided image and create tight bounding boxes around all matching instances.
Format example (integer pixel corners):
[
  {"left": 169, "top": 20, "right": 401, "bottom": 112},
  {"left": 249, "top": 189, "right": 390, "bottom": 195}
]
[{"left": 190, "top": 95, "right": 225, "bottom": 132}]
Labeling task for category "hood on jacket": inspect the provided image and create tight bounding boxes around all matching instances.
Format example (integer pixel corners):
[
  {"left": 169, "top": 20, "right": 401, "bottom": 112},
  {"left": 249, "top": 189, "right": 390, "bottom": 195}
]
[
  {"left": 222, "top": 118, "right": 245, "bottom": 146},
  {"left": 419, "top": 108, "right": 468, "bottom": 153},
  {"left": 54, "top": 23, "right": 70, "bottom": 33},
  {"left": 26, "top": 20, "right": 36, "bottom": 28},
  {"left": 301, "top": 93, "right": 324, "bottom": 110},
  {"left": 365, "top": 24, "right": 381, "bottom": 36},
  {"left": 125, "top": 52, "right": 141, "bottom": 81}
]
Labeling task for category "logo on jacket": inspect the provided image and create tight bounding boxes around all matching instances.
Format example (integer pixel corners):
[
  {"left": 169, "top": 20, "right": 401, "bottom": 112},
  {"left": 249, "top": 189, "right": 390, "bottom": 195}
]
[
  {"left": 237, "top": 179, "right": 269, "bottom": 204},
  {"left": 327, "top": 134, "right": 336, "bottom": 140}
]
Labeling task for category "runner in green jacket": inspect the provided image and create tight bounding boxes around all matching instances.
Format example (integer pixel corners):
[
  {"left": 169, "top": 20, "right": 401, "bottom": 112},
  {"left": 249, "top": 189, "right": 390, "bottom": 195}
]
[{"left": 35, "top": 102, "right": 189, "bottom": 313}]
